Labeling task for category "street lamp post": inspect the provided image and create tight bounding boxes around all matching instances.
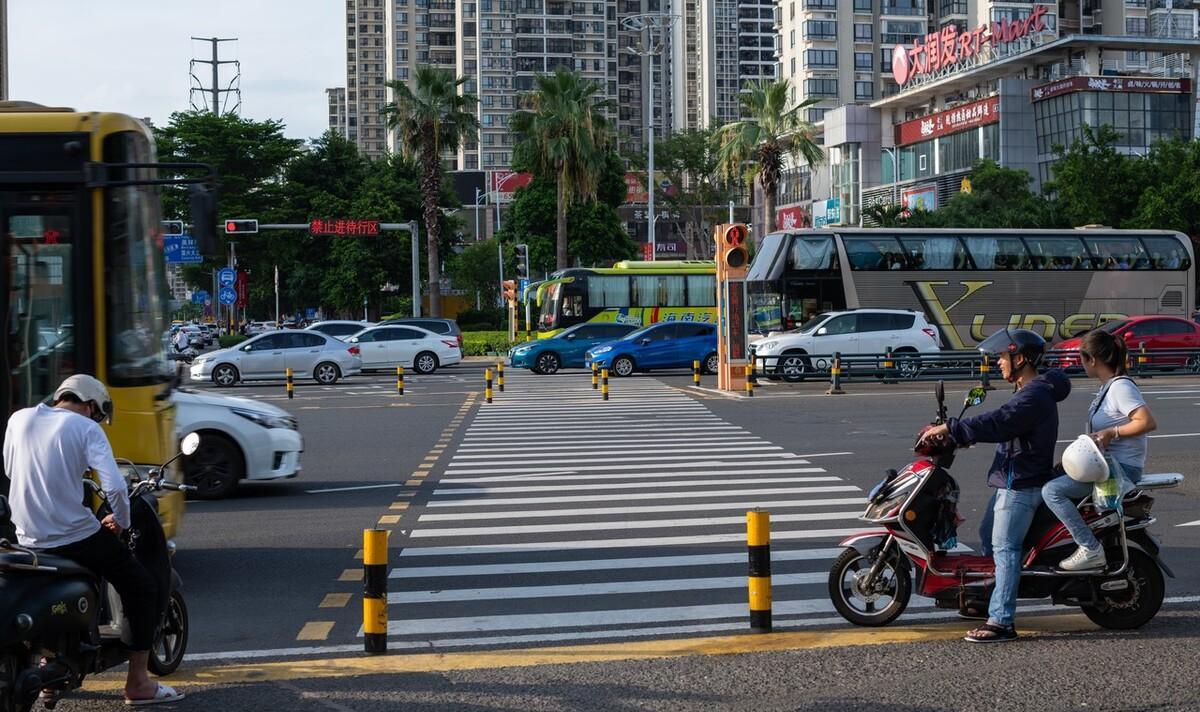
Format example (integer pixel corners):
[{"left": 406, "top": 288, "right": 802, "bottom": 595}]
[{"left": 882, "top": 146, "right": 899, "bottom": 207}]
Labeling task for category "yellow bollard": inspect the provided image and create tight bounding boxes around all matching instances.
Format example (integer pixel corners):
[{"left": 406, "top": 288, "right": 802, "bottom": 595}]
[
  {"left": 693, "top": 360, "right": 701, "bottom": 387},
  {"left": 744, "top": 362, "right": 755, "bottom": 397},
  {"left": 591, "top": 362, "right": 598, "bottom": 390},
  {"left": 979, "top": 353, "right": 994, "bottom": 391},
  {"left": 747, "top": 510, "right": 771, "bottom": 633},
  {"left": 485, "top": 368, "right": 493, "bottom": 404},
  {"left": 601, "top": 368, "right": 609, "bottom": 401},
  {"left": 286, "top": 367, "right": 294, "bottom": 399},
  {"left": 363, "top": 529, "right": 388, "bottom": 654},
  {"left": 396, "top": 366, "right": 404, "bottom": 396},
  {"left": 826, "top": 353, "right": 845, "bottom": 395},
  {"left": 497, "top": 362, "right": 505, "bottom": 392}
]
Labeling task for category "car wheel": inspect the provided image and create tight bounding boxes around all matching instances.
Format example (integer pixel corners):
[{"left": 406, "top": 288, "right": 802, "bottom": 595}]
[
  {"left": 702, "top": 352, "right": 719, "bottom": 375},
  {"left": 776, "top": 352, "right": 810, "bottom": 383},
  {"left": 894, "top": 349, "right": 923, "bottom": 379},
  {"left": 535, "top": 352, "right": 561, "bottom": 375},
  {"left": 314, "top": 361, "right": 341, "bottom": 385},
  {"left": 212, "top": 364, "right": 238, "bottom": 387},
  {"left": 611, "top": 356, "right": 635, "bottom": 377},
  {"left": 414, "top": 351, "right": 439, "bottom": 375},
  {"left": 1187, "top": 355, "right": 1200, "bottom": 374},
  {"left": 182, "top": 433, "right": 243, "bottom": 500}
]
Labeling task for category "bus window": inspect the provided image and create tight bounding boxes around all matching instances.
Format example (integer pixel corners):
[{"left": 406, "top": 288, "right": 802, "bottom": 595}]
[
  {"left": 686, "top": 275, "right": 716, "bottom": 306},
  {"left": 1022, "top": 236, "right": 1093, "bottom": 270},
  {"left": 1141, "top": 236, "right": 1191, "bottom": 270},
  {"left": 789, "top": 237, "right": 836, "bottom": 270},
  {"left": 898, "top": 236, "right": 968, "bottom": 270},
  {"left": 587, "top": 275, "right": 630, "bottom": 307},
  {"left": 1084, "top": 236, "right": 1150, "bottom": 270},
  {"left": 632, "top": 275, "right": 685, "bottom": 306},
  {"left": 844, "top": 236, "right": 906, "bottom": 270},
  {"left": 963, "top": 236, "right": 1030, "bottom": 270}
]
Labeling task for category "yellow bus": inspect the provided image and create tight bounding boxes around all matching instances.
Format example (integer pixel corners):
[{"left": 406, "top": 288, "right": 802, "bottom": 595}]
[{"left": 1, "top": 102, "right": 218, "bottom": 540}]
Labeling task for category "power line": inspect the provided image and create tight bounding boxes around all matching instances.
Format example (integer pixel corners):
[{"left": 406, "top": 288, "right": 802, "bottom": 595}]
[{"left": 189, "top": 36, "right": 241, "bottom": 116}]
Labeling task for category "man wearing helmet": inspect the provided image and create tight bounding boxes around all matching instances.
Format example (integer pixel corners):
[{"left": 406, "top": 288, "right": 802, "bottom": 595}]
[
  {"left": 921, "top": 329, "right": 1072, "bottom": 643},
  {"left": 2, "top": 375, "right": 181, "bottom": 704}
]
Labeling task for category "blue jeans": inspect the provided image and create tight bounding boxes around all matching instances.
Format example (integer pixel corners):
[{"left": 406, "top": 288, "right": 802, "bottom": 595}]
[
  {"left": 981, "top": 488, "right": 1043, "bottom": 628},
  {"left": 1042, "top": 464, "right": 1143, "bottom": 551}
]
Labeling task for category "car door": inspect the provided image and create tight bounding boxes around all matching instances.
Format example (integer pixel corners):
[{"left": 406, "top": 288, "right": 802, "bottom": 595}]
[
  {"left": 240, "top": 333, "right": 287, "bottom": 377},
  {"left": 354, "top": 329, "right": 390, "bottom": 369},
  {"left": 387, "top": 327, "right": 429, "bottom": 367},
  {"left": 855, "top": 312, "right": 893, "bottom": 355},
  {"left": 285, "top": 332, "right": 329, "bottom": 377},
  {"left": 634, "top": 324, "right": 679, "bottom": 368},
  {"left": 812, "top": 314, "right": 859, "bottom": 357},
  {"left": 1123, "top": 321, "right": 1160, "bottom": 352},
  {"left": 561, "top": 325, "right": 603, "bottom": 364}
]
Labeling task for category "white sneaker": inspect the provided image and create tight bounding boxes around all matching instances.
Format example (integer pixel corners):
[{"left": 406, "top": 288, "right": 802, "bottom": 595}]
[{"left": 1059, "top": 545, "right": 1106, "bottom": 571}]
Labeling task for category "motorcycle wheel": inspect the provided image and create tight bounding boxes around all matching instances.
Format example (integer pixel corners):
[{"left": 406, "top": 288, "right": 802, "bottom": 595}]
[
  {"left": 1080, "top": 548, "right": 1164, "bottom": 630},
  {"left": 828, "top": 546, "right": 911, "bottom": 627},
  {"left": 148, "top": 590, "right": 189, "bottom": 676}
]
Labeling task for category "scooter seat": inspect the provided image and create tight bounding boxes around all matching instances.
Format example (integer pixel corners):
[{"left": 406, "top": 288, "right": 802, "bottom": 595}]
[{"left": 0, "top": 551, "right": 97, "bottom": 578}]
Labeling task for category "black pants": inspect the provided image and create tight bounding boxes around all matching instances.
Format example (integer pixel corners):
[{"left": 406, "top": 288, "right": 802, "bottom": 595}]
[{"left": 46, "top": 528, "right": 157, "bottom": 651}]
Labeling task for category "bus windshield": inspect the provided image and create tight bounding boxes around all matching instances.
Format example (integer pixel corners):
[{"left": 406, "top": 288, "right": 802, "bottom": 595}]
[{"left": 539, "top": 283, "right": 562, "bottom": 330}]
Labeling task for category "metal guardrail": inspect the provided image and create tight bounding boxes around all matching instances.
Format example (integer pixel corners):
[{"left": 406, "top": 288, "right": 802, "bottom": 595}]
[{"left": 751, "top": 345, "right": 1200, "bottom": 386}]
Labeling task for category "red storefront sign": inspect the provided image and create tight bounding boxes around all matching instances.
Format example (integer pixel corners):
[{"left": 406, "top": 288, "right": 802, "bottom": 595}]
[
  {"left": 775, "top": 205, "right": 810, "bottom": 230},
  {"left": 310, "top": 219, "right": 381, "bottom": 236},
  {"left": 235, "top": 271, "right": 249, "bottom": 309},
  {"left": 1032, "top": 76, "right": 1191, "bottom": 102},
  {"left": 892, "top": 5, "right": 1048, "bottom": 86},
  {"left": 895, "top": 96, "right": 1000, "bottom": 147},
  {"left": 489, "top": 170, "right": 533, "bottom": 196}
]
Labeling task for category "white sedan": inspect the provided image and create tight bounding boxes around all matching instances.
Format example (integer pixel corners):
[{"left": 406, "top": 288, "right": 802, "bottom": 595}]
[
  {"left": 346, "top": 324, "right": 462, "bottom": 374},
  {"left": 173, "top": 388, "right": 303, "bottom": 499}
]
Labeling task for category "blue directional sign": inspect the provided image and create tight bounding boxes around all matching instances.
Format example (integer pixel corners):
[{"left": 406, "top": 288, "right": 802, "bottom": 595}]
[
  {"left": 218, "top": 286, "right": 237, "bottom": 306},
  {"left": 519, "top": 278, "right": 530, "bottom": 301},
  {"left": 191, "top": 290, "right": 210, "bottom": 305},
  {"left": 164, "top": 235, "right": 204, "bottom": 264},
  {"left": 218, "top": 268, "right": 236, "bottom": 288}
]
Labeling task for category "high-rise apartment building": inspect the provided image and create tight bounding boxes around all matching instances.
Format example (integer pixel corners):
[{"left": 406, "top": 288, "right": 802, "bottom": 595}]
[
  {"left": 344, "top": 0, "right": 390, "bottom": 158},
  {"left": 697, "top": 0, "right": 779, "bottom": 127},
  {"left": 327, "top": 87, "right": 348, "bottom": 135},
  {"left": 387, "top": 0, "right": 457, "bottom": 156}
]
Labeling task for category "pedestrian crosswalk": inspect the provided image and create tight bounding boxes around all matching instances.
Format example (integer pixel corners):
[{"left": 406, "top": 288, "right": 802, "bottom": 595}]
[{"left": 382, "top": 373, "right": 878, "bottom": 650}]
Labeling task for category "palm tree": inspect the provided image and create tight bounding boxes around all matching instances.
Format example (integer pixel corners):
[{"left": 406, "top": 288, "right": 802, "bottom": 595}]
[
  {"left": 865, "top": 202, "right": 907, "bottom": 227},
  {"left": 713, "top": 79, "right": 824, "bottom": 240},
  {"left": 383, "top": 66, "right": 478, "bottom": 316},
  {"left": 510, "top": 70, "right": 614, "bottom": 270}
]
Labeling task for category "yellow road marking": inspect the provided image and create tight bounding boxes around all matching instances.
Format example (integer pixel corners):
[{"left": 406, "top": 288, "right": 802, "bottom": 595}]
[
  {"left": 295, "top": 622, "right": 334, "bottom": 641},
  {"left": 337, "top": 569, "right": 362, "bottom": 582},
  {"left": 423, "top": 455, "right": 439, "bottom": 461},
  {"left": 404, "top": 479, "right": 421, "bottom": 487},
  {"left": 377, "top": 515, "right": 401, "bottom": 525},
  {"left": 353, "top": 549, "right": 362, "bottom": 560},
  {"left": 389, "top": 502, "right": 409, "bottom": 511},
  {"left": 416, "top": 464, "right": 433, "bottom": 471},
  {"left": 318, "top": 593, "right": 352, "bottom": 609},
  {"left": 83, "top": 614, "right": 1100, "bottom": 689}
]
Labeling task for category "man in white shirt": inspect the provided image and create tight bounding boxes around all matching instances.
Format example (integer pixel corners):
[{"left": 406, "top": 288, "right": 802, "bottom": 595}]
[
  {"left": 172, "top": 328, "right": 189, "bottom": 353},
  {"left": 2, "top": 375, "right": 182, "bottom": 705}
]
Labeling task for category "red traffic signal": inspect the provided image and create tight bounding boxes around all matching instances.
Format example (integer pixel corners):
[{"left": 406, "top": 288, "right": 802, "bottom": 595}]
[
  {"left": 723, "top": 223, "right": 748, "bottom": 247},
  {"left": 224, "top": 219, "right": 259, "bottom": 234}
]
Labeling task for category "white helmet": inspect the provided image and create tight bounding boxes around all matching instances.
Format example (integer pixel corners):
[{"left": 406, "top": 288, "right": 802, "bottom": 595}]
[
  {"left": 1062, "top": 434, "right": 1109, "bottom": 483},
  {"left": 53, "top": 374, "right": 113, "bottom": 424}
]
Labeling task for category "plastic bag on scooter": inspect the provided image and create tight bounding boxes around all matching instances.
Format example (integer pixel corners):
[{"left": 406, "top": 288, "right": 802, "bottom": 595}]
[{"left": 1093, "top": 457, "right": 1134, "bottom": 513}]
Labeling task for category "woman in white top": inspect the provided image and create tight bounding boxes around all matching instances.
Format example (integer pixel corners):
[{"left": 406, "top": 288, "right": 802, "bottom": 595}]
[{"left": 1042, "top": 329, "right": 1158, "bottom": 571}]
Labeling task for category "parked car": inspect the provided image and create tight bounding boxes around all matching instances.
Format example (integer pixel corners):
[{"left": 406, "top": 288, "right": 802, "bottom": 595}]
[
  {"left": 347, "top": 324, "right": 461, "bottom": 374},
  {"left": 585, "top": 321, "right": 719, "bottom": 377},
  {"left": 190, "top": 330, "right": 362, "bottom": 386},
  {"left": 510, "top": 322, "right": 638, "bottom": 374},
  {"left": 181, "top": 325, "right": 206, "bottom": 349},
  {"left": 173, "top": 388, "right": 303, "bottom": 499},
  {"left": 1054, "top": 315, "right": 1200, "bottom": 370},
  {"left": 752, "top": 308, "right": 941, "bottom": 382},
  {"left": 380, "top": 317, "right": 463, "bottom": 351},
  {"left": 246, "top": 321, "right": 277, "bottom": 336},
  {"left": 198, "top": 323, "right": 218, "bottom": 346},
  {"left": 306, "top": 320, "right": 374, "bottom": 340}
]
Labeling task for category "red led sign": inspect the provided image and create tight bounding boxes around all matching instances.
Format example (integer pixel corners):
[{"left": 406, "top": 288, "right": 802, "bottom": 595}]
[
  {"left": 893, "top": 5, "right": 1048, "bottom": 86},
  {"left": 310, "top": 219, "right": 381, "bottom": 236}
]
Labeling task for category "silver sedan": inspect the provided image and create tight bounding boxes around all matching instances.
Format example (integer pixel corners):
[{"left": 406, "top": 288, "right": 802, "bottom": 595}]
[{"left": 190, "top": 330, "right": 363, "bottom": 386}]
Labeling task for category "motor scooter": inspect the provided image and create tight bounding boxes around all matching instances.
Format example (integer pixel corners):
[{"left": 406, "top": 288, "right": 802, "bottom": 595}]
[
  {"left": 828, "top": 382, "right": 1183, "bottom": 630},
  {"left": 0, "top": 434, "right": 199, "bottom": 712}
]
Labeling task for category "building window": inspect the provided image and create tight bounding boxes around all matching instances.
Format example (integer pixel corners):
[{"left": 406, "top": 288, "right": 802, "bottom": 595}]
[
  {"left": 854, "top": 81, "right": 874, "bottom": 99},
  {"left": 803, "top": 20, "right": 837, "bottom": 40},
  {"left": 938, "top": 0, "right": 966, "bottom": 13},
  {"left": 1126, "top": 17, "right": 1146, "bottom": 35},
  {"left": 854, "top": 0, "right": 873, "bottom": 11},
  {"left": 807, "top": 107, "right": 828, "bottom": 123},
  {"left": 805, "top": 49, "right": 838, "bottom": 68},
  {"left": 880, "top": 48, "right": 893, "bottom": 72},
  {"left": 854, "top": 23, "right": 873, "bottom": 42},
  {"left": 854, "top": 51, "right": 872, "bottom": 71},
  {"left": 805, "top": 78, "right": 838, "bottom": 97}
]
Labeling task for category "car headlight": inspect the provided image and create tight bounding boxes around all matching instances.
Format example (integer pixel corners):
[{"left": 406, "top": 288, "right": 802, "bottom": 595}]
[
  {"left": 231, "top": 407, "right": 298, "bottom": 430},
  {"left": 591, "top": 346, "right": 612, "bottom": 355},
  {"left": 757, "top": 340, "right": 777, "bottom": 352},
  {"left": 512, "top": 346, "right": 533, "bottom": 355}
]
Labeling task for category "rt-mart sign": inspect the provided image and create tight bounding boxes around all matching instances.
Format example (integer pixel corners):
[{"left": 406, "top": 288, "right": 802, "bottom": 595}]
[{"left": 892, "top": 5, "right": 1050, "bottom": 86}]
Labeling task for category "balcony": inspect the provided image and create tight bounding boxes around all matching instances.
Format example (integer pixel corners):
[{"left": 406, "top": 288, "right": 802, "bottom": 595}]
[{"left": 881, "top": 2, "right": 925, "bottom": 16}]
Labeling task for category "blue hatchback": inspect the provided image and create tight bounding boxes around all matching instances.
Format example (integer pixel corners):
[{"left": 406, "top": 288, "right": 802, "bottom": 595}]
[
  {"left": 585, "top": 321, "right": 719, "bottom": 377},
  {"left": 509, "top": 322, "right": 639, "bottom": 374}
]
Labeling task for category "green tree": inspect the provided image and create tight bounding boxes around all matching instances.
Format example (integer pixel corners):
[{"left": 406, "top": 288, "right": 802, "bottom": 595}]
[
  {"left": 713, "top": 79, "right": 823, "bottom": 240},
  {"left": 510, "top": 70, "right": 615, "bottom": 269},
  {"left": 865, "top": 202, "right": 907, "bottom": 228},
  {"left": 1123, "top": 138, "right": 1200, "bottom": 236},
  {"left": 904, "top": 160, "right": 1058, "bottom": 229},
  {"left": 1047, "top": 124, "right": 1138, "bottom": 228},
  {"left": 449, "top": 238, "right": 509, "bottom": 305},
  {"left": 383, "top": 66, "right": 479, "bottom": 316},
  {"left": 638, "top": 127, "right": 735, "bottom": 258}
]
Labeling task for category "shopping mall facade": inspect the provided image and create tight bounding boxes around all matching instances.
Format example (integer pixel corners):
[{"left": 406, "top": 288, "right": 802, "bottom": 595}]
[{"left": 773, "top": 29, "right": 1200, "bottom": 230}]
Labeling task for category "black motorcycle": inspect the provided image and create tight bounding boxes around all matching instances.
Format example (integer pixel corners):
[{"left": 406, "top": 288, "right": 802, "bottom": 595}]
[{"left": 0, "top": 434, "right": 198, "bottom": 712}]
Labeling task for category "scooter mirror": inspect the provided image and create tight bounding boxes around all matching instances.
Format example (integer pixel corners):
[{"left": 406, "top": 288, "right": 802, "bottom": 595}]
[
  {"left": 180, "top": 432, "right": 201, "bottom": 457},
  {"left": 964, "top": 386, "right": 987, "bottom": 408}
]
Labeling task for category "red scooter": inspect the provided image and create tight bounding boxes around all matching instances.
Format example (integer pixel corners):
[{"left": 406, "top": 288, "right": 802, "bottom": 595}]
[{"left": 828, "top": 382, "right": 1183, "bottom": 630}]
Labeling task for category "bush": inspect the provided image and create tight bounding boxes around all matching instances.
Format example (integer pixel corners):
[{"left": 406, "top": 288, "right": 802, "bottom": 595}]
[
  {"left": 459, "top": 322, "right": 499, "bottom": 332},
  {"left": 218, "top": 335, "right": 248, "bottom": 349},
  {"left": 462, "top": 331, "right": 519, "bottom": 356},
  {"left": 455, "top": 307, "right": 505, "bottom": 329}
]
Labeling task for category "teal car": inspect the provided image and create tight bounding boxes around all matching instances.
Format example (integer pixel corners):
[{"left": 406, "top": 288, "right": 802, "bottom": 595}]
[{"left": 509, "top": 322, "right": 638, "bottom": 374}]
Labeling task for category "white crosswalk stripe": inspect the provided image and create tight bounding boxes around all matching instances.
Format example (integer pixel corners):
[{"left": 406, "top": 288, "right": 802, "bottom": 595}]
[{"left": 381, "top": 373, "right": 869, "bottom": 649}]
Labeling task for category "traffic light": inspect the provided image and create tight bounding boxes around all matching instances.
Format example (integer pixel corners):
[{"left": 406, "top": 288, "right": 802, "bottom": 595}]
[
  {"left": 721, "top": 223, "right": 749, "bottom": 269},
  {"left": 161, "top": 220, "right": 184, "bottom": 237},
  {"left": 502, "top": 279, "right": 517, "bottom": 303},
  {"left": 223, "top": 219, "right": 259, "bottom": 234},
  {"left": 514, "top": 244, "right": 529, "bottom": 281}
]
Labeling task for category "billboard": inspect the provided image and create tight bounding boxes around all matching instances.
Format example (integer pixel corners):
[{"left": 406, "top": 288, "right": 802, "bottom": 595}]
[{"left": 812, "top": 198, "right": 842, "bottom": 228}]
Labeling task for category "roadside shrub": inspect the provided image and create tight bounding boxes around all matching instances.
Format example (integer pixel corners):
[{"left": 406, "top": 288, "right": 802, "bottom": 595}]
[
  {"left": 462, "top": 331, "right": 520, "bottom": 355},
  {"left": 218, "top": 335, "right": 247, "bottom": 349},
  {"left": 456, "top": 307, "right": 505, "bottom": 329}
]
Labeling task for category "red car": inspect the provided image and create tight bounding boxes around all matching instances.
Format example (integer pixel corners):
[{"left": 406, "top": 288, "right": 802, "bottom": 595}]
[{"left": 1053, "top": 315, "right": 1200, "bottom": 371}]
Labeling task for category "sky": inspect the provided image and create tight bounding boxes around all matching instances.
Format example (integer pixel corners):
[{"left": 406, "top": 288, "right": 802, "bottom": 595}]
[{"left": 8, "top": 0, "right": 343, "bottom": 140}]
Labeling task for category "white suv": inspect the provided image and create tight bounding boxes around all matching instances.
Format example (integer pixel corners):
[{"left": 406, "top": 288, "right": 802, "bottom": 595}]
[{"left": 752, "top": 309, "right": 941, "bottom": 381}]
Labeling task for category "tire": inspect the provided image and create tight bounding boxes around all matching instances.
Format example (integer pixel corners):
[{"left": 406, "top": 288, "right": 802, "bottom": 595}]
[
  {"left": 776, "top": 351, "right": 811, "bottom": 383},
  {"left": 894, "top": 349, "right": 923, "bottom": 379},
  {"left": 148, "top": 589, "right": 189, "bottom": 676},
  {"left": 534, "top": 352, "right": 561, "bottom": 375},
  {"left": 211, "top": 363, "right": 238, "bottom": 387},
  {"left": 702, "top": 352, "right": 719, "bottom": 375},
  {"left": 314, "top": 361, "right": 341, "bottom": 385},
  {"left": 1186, "top": 355, "right": 1200, "bottom": 374},
  {"left": 611, "top": 356, "right": 635, "bottom": 377},
  {"left": 413, "top": 351, "right": 439, "bottom": 375},
  {"left": 828, "top": 546, "right": 911, "bottom": 627},
  {"left": 182, "top": 433, "right": 243, "bottom": 500},
  {"left": 1080, "top": 548, "right": 1165, "bottom": 630}
]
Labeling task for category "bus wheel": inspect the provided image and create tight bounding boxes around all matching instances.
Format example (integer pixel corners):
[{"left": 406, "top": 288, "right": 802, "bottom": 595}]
[
  {"left": 611, "top": 356, "right": 635, "bottom": 377},
  {"left": 777, "top": 353, "right": 810, "bottom": 383},
  {"left": 535, "top": 352, "right": 561, "bottom": 375}
]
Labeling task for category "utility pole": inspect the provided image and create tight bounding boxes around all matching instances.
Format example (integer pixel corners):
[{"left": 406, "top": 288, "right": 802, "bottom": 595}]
[{"left": 190, "top": 37, "right": 241, "bottom": 116}]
